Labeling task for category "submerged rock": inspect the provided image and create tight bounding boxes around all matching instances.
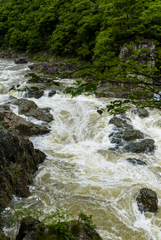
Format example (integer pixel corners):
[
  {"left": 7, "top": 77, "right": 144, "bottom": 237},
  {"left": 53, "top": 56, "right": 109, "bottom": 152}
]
[
  {"left": 136, "top": 188, "right": 158, "bottom": 213},
  {"left": 126, "top": 158, "right": 147, "bottom": 166},
  {"left": 124, "top": 139, "right": 155, "bottom": 153},
  {"left": 0, "top": 129, "right": 46, "bottom": 212},
  {"left": 132, "top": 107, "right": 149, "bottom": 118}
]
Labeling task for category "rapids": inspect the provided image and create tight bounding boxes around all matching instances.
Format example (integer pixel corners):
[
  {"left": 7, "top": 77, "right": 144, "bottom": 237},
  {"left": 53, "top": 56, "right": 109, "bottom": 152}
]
[{"left": 1, "top": 58, "right": 161, "bottom": 240}]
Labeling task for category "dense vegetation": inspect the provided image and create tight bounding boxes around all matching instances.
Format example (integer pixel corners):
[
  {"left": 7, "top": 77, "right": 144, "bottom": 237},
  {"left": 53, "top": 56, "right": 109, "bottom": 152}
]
[
  {"left": 1, "top": 0, "right": 161, "bottom": 113},
  {"left": 0, "top": 0, "right": 161, "bottom": 59}
]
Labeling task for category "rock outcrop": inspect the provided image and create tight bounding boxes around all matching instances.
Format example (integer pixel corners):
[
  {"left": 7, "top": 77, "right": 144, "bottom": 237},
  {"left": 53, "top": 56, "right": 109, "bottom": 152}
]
[
  {"left": 136, "top": 188, "right": 158, "bottom": 213},
  {"left": 109, "top": 115, "right": 155, "bottom": 153},
  {"left": 0, "top": 128, "right": 46, "bottom": 212},
  {"left": 119, "top": 39, "right": 155, "bottom": 67},
  {"left": 16, "top": 217, "right": 102, "bottom": 240},
  {"left": 14, "top": 58, "right": 28, "bottom": 64},
  {"left": 124, "top": 139, "right": 155, "bottom": 153},
  {"left": 0, "top": 104, "right": 50, "bottom": 136},
  {"left": 24, "top": 89, "right": 44, "bottom": 99},
  {"left": 28, "top": 62, "right": 74, "bottom": 73},
  {"left": 10, "top": 98, "right": 53, "bottom": 123}
]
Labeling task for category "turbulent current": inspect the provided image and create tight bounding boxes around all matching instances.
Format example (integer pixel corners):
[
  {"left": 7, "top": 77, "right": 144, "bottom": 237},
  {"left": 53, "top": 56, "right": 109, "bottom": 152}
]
[{"left": 1, "top": 58, "right": 161, "bottom": 240}]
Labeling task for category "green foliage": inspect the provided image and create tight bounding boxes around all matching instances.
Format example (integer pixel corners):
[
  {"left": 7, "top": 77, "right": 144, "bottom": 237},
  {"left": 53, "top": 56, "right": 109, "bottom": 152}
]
[
  {"left": 78, "top": 212, "right": 97, "bottom": 231},
  {"left": 64, "top": 45, "right": 161, "bottom": 114},
  {"left": 1, "top": 0, "right": 161, "bottom": 114},
  {"left": 9, "top": 205, "right": 97, "bottom": 240},
  {"left": 1, "top": 0, "right": 160, "bottom": 59}
]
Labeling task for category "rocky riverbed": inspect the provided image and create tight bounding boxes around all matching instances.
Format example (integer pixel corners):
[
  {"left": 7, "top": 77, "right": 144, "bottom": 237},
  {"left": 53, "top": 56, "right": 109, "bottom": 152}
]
[{"left": 0, "top": 58, "right": 161, "bottom": 240}]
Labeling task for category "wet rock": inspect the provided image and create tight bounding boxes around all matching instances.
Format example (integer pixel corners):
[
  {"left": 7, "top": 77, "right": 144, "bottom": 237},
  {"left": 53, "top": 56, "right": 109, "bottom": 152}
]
[
  {"left": 109, "top": 116, "right": 132, "bottom": 128},
  {"left": 136, "top": 188, "right": 158, "bottom": 213},
  {"left": 0, "top": 129, "right": 46, "bottom": 212},
  {"left": 126, "top": 158, "right": 147, "bottom": 166},
  {"left": 25, "top": 108, "right": 53, "bottom": 123},
  {"left": 16, "top": 217, "right": 102, "bottom": 240},
  {"left": 28, "top": 62, "right": 74, "bottom": 73},
  {"left": 109, "top": 128, "right": 144, "bottom": 143},
  {"left": 11, "top": 98, "right": 37, "bottom": 112},
  {"left": 0, "top": 105, "right": 50, "bottom": 136},
  {"left": 153, "top": 120, "right": 161, "bottom": 128},
  {"left": 124, "top": 139, "right": 155, "bottom": 153},
  {"left": 14, "top": 58, "right": 28, "bottom": 64},
  {"left": 48, "top": 89, "right": 57, "bottom": 97},
  {"left": 27, "top": 76, "right": 53, "bottom": 84},
  {"left": 132, "top": 107, "right": 149, "bottom": 118},
  {"left": 24, "top": 89, "right": 44, "bottom": 99},
  {"left": 11, "top": 98, "right": 53, "bottom": 123}
]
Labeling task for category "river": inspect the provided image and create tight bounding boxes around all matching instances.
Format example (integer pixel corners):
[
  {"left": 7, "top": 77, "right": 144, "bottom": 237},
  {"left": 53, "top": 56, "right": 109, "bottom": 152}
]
[{"left": 1, "top": 58, "right": 161, "bottom": 240}]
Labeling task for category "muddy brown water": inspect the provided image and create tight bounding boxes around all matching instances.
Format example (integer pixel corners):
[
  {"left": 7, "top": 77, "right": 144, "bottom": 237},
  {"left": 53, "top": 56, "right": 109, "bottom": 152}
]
[{"left": 1, "top": 59, "right": 161, "bottom": 240}]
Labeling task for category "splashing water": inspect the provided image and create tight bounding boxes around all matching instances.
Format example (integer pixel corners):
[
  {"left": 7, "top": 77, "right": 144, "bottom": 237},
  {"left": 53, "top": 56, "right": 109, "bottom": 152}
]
[{"left": 1, "top": 59, "right": 161, "bottom": 240}]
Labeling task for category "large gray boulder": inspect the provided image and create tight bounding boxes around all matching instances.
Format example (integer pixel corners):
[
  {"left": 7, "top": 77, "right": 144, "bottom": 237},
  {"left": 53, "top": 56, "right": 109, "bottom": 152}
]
[
  {"left": 136, "top": 188, "right": 158, "bottom": 213},
  {"left": 24, "top": 89, "right": 44, "bottom": 99},
  {"left": 124, "top": 139, "right": 155, "bottom": 153},
  {"left": 0, "top": 105, "right": 50, "bottom": 136},
  {"left": 109, "top": 116, "right": 132, "bottom": 128},
  {"left": 11, "top": 98, "right": 53, "bottom": 123},
  {"left": 109, "top": 128, "right": 144, "bottom": 144}
]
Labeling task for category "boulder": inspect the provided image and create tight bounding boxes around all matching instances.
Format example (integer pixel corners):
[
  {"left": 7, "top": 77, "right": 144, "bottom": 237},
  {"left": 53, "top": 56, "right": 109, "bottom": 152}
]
[
  {"left": 109, "top": 116, "right": 132, "bottom": 128},
  {"left": 48, "top": 90, "right": 57, "bottom": 97},
  {"left": 24, "top": 89, "right": 44, "bottom": 99},
  {"left": 132, "top": 107, "right": 149, "bottom": 118},
  {"left": 16, "top": 217, "right": 103, "bottom": 240},
  {"left": 0, "top": 105, "right": 50, "bottom": 136},
  {"left": 136, "top": 188, "right": 158, "bottom": 213},
  {"left": 109, "top": 128, "right": 144, "bottom": 144},
  {"left": 14, "top": 58, "right": 28, "bottom": 64},
  {"left": 11, "top": 98, "right": 53, "bottom": 123},
  {"left": 0, "top": 129, "right": 46, "bottom": 212},
  {"left": 126, "top": 158, "right": 147, "bottom": 166},
  {"left": 124, "top": 139, "right": 155, "bottom": 153}
]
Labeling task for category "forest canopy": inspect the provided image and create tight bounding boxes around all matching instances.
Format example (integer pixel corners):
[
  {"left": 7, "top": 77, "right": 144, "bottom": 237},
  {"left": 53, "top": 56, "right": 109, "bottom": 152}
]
[
  {"left": 1, "top": 0, "right": 161, "bottom": 113},
  {"left": 0, "top": 0, "right": 161, "bottom": 60}
]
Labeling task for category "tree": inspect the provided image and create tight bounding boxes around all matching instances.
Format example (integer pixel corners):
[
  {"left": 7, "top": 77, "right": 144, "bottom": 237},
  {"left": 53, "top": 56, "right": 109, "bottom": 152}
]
[{"left": 63, "top": 41, "right": 161, "bottom": 115}]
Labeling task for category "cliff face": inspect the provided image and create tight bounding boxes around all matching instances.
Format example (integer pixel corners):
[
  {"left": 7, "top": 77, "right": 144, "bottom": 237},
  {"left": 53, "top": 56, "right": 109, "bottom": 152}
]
[{"left": 0, "top": 128, "right": 46, "bottom": 213}]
